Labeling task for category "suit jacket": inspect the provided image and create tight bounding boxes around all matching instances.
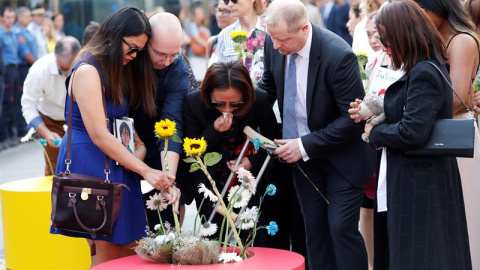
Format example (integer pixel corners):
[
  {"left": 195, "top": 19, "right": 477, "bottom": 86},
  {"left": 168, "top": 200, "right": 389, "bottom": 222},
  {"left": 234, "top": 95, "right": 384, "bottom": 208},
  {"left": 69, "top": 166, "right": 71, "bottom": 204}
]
[
  {"left": 257, "top": 23, "right": 375, "bottom": 188},
  {"left": 369, "top": 61, "right": 471, "bottom": 269}
]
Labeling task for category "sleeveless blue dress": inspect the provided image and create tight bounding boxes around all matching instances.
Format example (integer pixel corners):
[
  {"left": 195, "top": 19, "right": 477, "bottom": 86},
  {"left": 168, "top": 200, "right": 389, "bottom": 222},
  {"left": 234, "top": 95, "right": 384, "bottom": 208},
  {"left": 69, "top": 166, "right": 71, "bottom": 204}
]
[{"left": 50, "top": 55, "right": 146, "bottom": 245}]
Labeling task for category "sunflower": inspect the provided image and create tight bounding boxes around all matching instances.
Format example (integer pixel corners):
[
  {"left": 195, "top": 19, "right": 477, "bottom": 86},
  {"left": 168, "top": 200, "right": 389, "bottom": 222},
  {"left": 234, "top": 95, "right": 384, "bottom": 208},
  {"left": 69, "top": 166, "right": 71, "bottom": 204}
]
[
  {"left": 154, "top": 119, "right": 177, "bottom": 138},
  {"left": 183, "top": 137, "right": 207, "bottom": 156},
  {"left": 230, "top": 30, "right": 248, "bottom": 44}
]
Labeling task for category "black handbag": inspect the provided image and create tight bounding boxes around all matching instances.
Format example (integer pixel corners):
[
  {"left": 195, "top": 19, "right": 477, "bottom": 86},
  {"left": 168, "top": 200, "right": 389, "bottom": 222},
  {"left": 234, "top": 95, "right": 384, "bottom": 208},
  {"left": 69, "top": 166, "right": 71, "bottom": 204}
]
[
  {"left": 50, "top": 70, "right": 130, "bottom": 255},
  {"left": 405, "top": 61, "right": 475, "bottom": 158}
]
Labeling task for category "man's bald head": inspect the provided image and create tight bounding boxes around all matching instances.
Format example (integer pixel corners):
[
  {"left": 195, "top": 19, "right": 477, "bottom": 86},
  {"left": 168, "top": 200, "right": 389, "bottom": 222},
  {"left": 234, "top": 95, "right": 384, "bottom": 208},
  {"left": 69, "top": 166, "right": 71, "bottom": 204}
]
[
  {"left": 149, "top": 12, "right": 183, "bottom": 47},
  {"left": 148, "top": 12, "right": 184, "bottom": 69}
]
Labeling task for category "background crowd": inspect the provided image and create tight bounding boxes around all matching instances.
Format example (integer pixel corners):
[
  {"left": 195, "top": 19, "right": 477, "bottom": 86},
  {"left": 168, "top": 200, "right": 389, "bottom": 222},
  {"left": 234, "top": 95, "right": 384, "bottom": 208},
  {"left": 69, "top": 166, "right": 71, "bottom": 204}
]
[{"left": 1, "top": 0, "right": 480, "bottom": 269}]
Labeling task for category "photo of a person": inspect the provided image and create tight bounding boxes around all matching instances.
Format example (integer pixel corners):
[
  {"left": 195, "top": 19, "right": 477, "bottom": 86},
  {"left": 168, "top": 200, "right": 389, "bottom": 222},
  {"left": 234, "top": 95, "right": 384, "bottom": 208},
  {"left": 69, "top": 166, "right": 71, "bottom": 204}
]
[{"left": 117, "top": 120, "right": 134, "bottom": 153}]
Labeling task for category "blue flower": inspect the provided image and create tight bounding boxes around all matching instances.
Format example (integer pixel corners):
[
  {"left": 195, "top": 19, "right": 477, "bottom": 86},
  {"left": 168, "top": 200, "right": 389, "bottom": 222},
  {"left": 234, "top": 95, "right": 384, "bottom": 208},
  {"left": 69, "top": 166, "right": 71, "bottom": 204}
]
[
  {"left": 266, "top": 184, "right": 276, "bottom": 196},
  {"left": 253, "top": 138, "right": 260, "bottom": 151},
  {"left": 53, "top": 139, "right": 62, "bottom": 147},
  {"left": 39, "top": 139, "right": 47, "bottom": 147},
  {"left": 267, "top": 221, "right": 278, "bottom": 236}
]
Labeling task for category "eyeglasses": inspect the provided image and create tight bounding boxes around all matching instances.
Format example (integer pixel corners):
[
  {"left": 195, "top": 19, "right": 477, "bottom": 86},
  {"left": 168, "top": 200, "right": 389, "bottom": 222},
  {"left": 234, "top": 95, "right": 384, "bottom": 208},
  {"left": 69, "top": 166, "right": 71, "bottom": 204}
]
[
  {"left": 211, "top": 101, "right": 244, "bottom": 108},
  {"left": 122, "top": 39, "right": 145, "bottom": 55},
  {"left": 216, "top": 8, "right": 232, "bottom": 16},
  {"left": 148, "top": 43, "right": 180, "bottom": 60},
  {"left": 223, "top": 0, "right": 238, "bottom": 5}
]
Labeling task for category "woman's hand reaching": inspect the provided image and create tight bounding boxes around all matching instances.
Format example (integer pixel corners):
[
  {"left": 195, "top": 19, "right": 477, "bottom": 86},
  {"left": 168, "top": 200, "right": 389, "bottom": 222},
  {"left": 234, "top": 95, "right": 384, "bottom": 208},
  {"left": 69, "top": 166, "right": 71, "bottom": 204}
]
[{"left": 348, "top": 98, "right": 364, "bottom": 123}]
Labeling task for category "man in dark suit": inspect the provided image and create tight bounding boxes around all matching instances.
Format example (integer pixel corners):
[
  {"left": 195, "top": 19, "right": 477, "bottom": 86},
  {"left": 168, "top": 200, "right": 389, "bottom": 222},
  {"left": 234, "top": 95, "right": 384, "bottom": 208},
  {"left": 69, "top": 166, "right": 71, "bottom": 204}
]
[{"left": 257, "top": 0, "right": 376, "bottom": 269}]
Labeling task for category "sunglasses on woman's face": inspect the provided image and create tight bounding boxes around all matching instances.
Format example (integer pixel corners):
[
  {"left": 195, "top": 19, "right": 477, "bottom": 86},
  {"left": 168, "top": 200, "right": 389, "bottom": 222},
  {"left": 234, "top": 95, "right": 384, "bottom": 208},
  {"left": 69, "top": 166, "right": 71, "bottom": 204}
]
[
  {"left": 223, "top": 0, "right": 238, "bottom": 5},
  {"left": 122, "top": 39, "right": 145, "bottom": 55},
  {"left": 211, "top": 101, "right": 244, "bottom": 108}
]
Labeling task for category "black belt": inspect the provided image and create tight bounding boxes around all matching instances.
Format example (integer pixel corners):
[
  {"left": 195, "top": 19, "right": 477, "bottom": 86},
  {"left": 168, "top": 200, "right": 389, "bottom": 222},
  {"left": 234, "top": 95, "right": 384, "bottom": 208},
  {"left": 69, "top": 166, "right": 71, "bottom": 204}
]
[{"left": 7, "top": 64, "right": 19, "bottom": 68}]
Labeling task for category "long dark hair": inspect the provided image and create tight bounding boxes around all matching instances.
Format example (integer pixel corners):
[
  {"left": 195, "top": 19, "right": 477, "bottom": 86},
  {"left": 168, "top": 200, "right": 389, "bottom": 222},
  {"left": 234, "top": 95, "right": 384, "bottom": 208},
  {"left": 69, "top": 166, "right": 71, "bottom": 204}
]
[
  {"left": 414, "top": 0, "right": 479, "bottom": 45},
  {"left": 200, "top": 61, "right": 255, "bottom": 117},
  {"left": 76, "top": 6, "right": 157, "bottom": 116},
  {"left": 375, "top": 0, "right": 448, "bottom": 71}
]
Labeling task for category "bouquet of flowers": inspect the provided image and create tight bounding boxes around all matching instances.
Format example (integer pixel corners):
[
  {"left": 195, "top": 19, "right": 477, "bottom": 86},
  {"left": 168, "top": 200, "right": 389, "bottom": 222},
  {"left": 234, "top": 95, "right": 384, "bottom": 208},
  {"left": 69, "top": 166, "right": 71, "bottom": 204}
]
[
  {"left": 182, "top": 136, "right": 279, "bottom": 263},
  {"left": 135, "top": 120, "right": 280, "bottom": 265},
  {"left": 231, "top": 29, "right": 267, "bottom": 86}
]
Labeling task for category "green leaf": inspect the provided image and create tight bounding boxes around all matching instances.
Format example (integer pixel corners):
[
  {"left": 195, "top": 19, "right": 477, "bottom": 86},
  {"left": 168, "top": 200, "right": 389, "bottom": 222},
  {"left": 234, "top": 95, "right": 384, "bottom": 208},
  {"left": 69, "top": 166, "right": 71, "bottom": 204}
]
[
  {"left": 189, "top": 163, "right": 201, "bottom": 173},
  {"left": 183, "top": 157, "right": 197, "bottom": 163},
  {"left": 204, "top": 152, "right": 222, "bottom": 167},
  {"left": 171, "top": 133, "right": 182, "bottom": 143}
]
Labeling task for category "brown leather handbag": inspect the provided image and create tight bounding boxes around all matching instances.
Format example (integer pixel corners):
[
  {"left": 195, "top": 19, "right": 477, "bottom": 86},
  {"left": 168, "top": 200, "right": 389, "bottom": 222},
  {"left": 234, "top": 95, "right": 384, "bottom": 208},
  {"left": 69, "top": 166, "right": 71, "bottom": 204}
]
[{"left": 50, "top": 71, "right": 130, "bottom": 255}]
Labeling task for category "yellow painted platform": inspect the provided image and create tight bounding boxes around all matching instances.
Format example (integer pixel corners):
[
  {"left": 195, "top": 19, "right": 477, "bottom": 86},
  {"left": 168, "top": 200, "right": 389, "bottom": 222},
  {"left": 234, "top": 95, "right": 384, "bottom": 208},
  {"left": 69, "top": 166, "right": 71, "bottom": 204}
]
[{"left": 0, "top": 176, "right": 90, "bottom": 270}]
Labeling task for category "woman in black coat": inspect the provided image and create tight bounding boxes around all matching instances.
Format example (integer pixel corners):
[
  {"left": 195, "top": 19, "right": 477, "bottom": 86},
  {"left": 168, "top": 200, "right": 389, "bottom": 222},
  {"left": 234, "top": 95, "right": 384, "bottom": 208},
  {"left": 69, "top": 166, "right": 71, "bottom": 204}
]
[
  {"left": 178, "top": 61, "right": 280, "bottom": 242},
  {"left": 350, "top": 1, "right": 471, "bottom": 269}
]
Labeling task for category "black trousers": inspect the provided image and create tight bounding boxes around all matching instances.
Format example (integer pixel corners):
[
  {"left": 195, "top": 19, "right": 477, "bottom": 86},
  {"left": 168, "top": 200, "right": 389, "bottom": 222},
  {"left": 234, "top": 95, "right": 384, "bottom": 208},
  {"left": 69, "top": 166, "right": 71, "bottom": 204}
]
[{"left": 293, "top": 159, "right": 367, "bottom": 270}]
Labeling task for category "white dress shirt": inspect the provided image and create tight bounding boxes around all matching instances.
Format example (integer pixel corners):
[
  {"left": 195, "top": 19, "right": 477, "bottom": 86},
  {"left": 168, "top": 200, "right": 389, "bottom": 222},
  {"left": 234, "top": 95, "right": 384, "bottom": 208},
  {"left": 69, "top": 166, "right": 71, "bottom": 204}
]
[
  {"left": 285, "top": 22, "right": 313, "bottom": 161},
  {"left": 21, "top": 53, "right": 67, "bottom": 128}
]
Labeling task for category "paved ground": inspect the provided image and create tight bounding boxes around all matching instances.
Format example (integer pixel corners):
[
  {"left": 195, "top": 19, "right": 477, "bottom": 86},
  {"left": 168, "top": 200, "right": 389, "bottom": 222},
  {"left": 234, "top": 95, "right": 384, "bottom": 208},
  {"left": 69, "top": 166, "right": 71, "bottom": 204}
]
[{"left": 0, "top": 141, "right": 198, "bottom": 270}]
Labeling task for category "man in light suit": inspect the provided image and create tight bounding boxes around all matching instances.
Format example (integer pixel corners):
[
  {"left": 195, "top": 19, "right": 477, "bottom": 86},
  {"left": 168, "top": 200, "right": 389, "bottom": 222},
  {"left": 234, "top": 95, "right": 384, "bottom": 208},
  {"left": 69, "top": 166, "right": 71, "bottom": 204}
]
[{"left": 257, "top": 0, "right": 376, "bottom": 269}]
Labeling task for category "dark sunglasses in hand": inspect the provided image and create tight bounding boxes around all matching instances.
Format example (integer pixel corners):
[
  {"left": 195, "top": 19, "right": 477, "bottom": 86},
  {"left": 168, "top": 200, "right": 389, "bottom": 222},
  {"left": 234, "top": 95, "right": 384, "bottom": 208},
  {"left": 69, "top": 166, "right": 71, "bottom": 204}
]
[
  {"left": 122, "top": 39, "right": 145, "bottom": 55},
  {"left": 223, "top": 0, "right": 238, "bottom": 5},
  {"left": 211, "top": 101, "right": 244, "bottom": 108}
]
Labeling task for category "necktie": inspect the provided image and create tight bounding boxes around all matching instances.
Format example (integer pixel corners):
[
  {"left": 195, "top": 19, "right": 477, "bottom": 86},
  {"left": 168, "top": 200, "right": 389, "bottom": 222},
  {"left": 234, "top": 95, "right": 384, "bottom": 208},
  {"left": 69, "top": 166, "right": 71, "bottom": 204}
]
[{"left": 282, "top": 53, "right": 298, "bottom": 139}]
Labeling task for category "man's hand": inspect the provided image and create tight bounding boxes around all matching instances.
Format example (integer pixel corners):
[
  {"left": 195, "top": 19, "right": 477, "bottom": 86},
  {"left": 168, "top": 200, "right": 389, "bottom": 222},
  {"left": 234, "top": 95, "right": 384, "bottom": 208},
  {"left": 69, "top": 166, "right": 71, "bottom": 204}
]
[
  {"left": 274, "top": 139, "right": 302, "bottom": 163},
  {"left": 162, "top": 186, "right": 181, "bottom": 214},
  {"left": 36, "top": 123, "right": 62, "bottom": 147}
]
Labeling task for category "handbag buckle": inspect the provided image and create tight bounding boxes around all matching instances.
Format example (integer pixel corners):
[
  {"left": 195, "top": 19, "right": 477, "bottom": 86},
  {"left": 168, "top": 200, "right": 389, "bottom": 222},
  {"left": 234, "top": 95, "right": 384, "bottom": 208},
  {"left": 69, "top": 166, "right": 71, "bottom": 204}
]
[{"left": 81, "top": 188, "right": 92, "bottom": 201}]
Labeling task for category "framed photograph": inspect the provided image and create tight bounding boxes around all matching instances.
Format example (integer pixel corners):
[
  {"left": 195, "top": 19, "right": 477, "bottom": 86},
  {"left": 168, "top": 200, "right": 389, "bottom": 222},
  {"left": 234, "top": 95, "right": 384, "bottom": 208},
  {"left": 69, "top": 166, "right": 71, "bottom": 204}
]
[{"left": 114, "top": 117, "right": 135, "bottom": 154}]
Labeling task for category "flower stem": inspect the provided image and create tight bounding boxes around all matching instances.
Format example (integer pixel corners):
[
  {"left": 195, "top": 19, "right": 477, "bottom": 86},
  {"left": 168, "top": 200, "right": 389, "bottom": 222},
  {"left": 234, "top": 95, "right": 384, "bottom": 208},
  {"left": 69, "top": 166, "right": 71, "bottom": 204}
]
[
  {"left": 193, "top": 196, "right": 206, "bottom": 236},
  {"left": 195, "top": 156, "right": 246, "bottom": 257},
  {"left": 157, "top": 208, "right": 165, "bottom": 235},
  {"left": 163, "top": 139, "right": 181, "bottom": 234},
  {"left": 35, "top": 139, "right": 54, "bottom": 175},
  {"left": 295, "top": 163, "right": 329, "bottom": 204}
]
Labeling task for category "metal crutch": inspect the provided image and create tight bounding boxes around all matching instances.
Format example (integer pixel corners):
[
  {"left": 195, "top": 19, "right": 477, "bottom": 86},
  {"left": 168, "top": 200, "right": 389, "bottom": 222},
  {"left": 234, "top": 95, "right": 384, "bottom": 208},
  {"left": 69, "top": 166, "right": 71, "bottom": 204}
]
[{"left": 207, "top": 138, "right": 251, "bottom": 223}]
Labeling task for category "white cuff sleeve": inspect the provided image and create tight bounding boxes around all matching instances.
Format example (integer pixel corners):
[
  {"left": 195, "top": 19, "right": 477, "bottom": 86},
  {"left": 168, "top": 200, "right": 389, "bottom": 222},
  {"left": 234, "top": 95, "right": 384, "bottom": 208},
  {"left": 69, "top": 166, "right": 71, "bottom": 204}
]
[{"left": 298, "top": 138, "right": 310, "bottom": 162}]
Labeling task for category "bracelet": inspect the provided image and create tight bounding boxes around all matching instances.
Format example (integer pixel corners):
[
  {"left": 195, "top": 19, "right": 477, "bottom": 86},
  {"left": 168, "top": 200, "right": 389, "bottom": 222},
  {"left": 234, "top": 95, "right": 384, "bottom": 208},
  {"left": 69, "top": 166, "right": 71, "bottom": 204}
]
[{"left": 134, "top": 140, "right": 145, "bottom": 150}]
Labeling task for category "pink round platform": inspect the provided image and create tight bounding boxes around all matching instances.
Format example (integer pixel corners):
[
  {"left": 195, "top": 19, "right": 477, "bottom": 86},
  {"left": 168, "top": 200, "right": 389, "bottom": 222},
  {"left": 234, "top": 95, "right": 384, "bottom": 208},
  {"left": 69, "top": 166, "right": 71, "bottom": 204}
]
[{"left": 92, "top": 247, "right": 305, "bottom": 270}]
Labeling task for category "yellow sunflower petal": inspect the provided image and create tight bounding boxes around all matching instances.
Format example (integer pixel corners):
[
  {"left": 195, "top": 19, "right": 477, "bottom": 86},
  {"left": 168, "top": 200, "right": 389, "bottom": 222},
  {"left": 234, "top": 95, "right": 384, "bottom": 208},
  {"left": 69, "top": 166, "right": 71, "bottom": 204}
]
[
  {"left": 154, "top": 119, "right": 177, "bottom": 138},
  {"left": 183, "top": 137, "right": 207, "bottom": 156}
]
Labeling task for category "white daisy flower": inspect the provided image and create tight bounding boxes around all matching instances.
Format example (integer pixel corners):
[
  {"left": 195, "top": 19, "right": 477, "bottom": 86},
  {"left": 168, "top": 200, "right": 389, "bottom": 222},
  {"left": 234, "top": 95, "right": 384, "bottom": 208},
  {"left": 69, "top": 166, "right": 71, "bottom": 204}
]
[
  {"left": 145, "top": 192, "right": 167, "bottom": 211},
  {"left": 20, "top": 127, "right": 35, "bottom": 143},
  {"left": 236, "top": 167, "right": 257, "bottom": 194},
  {"left": 154, "top": 224, "right": 161, "bottom": 231},
  {"left": 238, "top": 206, "right": 259, "bottom": 221},
  {"left": 227, "top": 185, "right": 251, "bottom": 208},
  {"left": 237, "top": 219, "right": 255, "bottom": 230},
  {"left": 200, "top": 222, "right": 218, "bottom": 237},
  {"left": 198, "top": 183, "right": 218, "bottom": 202},
  {"left": 219, "top": 252, "right": 243, "bottom": 263}
]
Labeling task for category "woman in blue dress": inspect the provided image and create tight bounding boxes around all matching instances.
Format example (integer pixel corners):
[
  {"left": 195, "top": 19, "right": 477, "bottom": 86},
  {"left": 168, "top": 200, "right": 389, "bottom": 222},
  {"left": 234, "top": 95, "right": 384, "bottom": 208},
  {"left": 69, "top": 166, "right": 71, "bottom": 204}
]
[{"left": 52, "top": 6, "right": 179, "bottom": 267}]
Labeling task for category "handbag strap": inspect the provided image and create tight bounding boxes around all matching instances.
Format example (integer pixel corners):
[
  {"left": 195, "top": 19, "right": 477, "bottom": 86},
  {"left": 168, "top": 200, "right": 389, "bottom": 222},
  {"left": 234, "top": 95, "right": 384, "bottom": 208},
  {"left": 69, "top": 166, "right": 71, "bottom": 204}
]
[
  {"left": 65, "top": 63, "right": 111, "bottom": 179},
  {"left": 424, "top": 61, "right": 471, "bottom": 113}
]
